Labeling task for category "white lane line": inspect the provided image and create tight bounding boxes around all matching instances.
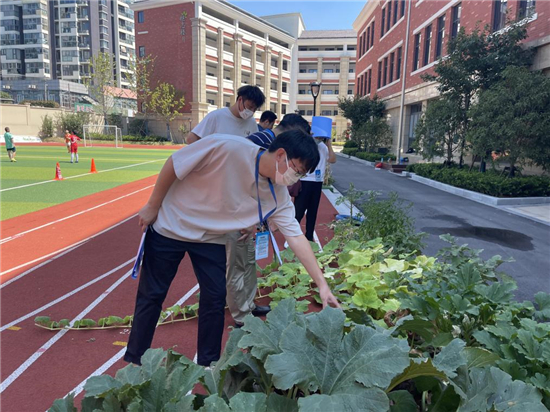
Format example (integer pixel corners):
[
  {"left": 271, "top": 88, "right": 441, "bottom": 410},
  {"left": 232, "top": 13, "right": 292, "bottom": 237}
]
[
  {"left": 0, "top": 214, "right": 137, "bottom": 288},
  {"left": 0, "top": 259, "right": 133, "bottom": 332},
  {"left": 66, "top": 284, "right": 200, "bottom": 399},
  {"left": 0, "top": 186, "right": 153, "bottom": 245},
  {"left": 0, "top": 160, "right": 162, "bottom": 192},
  {"left": 0, "top": 267, "right": 134, "bottom": 393}
]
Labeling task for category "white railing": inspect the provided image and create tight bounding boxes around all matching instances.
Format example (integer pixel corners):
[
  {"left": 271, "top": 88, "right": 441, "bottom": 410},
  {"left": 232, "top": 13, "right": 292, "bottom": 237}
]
[
  {"left": 223, "top": 78, "right": 234, "bottom": 90},
  {"left": 205, "top": 45, "right": 218, "bottom": 58},
  {"left": 241, "top": 56, "right": 251, "bottom": 68},
  {"left": 222, "top": 50, "right": 233, "bottom": 63},
  {"left": 321, "top": 72, "right": 340, "bottom": 80},
  {"left": 256, "top": 61, "right": 265, "bottom": 72},
  {"left": 206, "top": 75, "right": 218, "bottom": 87},
  {"left": 297, "top": 72, "right": 318, "bottom": 80},
  {"left": 271, "top": 66, "right": 279, "bottom": 77},
  {"left": 270, "top": 89, "right": 278, "bottom": 99}
]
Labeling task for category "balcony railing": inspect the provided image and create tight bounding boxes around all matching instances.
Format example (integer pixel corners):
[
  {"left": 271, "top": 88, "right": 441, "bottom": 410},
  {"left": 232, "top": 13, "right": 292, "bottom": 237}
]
[
  {"left": 118, "top": 8, "right": 134, "bottom": 20},
  {"left": 205, "top": 45, "right": 217, "bottom": 59}
]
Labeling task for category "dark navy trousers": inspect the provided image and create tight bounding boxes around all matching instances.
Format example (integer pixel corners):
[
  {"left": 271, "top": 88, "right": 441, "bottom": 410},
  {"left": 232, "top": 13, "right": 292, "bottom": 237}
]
[
  {"left": 124, "top": 228, "right": 227, "bottom": 366},
  {"left": 294, "top": 181, "right": 323, "bottom": 241}
]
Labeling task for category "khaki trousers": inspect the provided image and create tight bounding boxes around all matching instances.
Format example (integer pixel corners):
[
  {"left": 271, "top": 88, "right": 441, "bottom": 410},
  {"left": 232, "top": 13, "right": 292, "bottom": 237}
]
[{"left": 225, "top": 231, "right": 258, "bottom": 322}]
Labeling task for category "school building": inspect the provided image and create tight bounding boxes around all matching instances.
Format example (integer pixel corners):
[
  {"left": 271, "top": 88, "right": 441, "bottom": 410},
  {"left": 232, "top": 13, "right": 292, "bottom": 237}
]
[{"left": 353, "top": 0, "right": 550, "bottom": 158}]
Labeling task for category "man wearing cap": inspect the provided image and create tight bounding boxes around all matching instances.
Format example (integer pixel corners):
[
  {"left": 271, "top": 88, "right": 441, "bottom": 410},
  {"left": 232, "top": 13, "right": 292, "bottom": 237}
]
[{"left": 294, "top": 116, "right": 336, "bottom": 241}]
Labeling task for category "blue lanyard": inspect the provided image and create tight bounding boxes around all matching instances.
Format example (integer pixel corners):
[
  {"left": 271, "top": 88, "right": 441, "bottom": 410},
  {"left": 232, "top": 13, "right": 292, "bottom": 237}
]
[
  {"left": 255, "top": 150, "right": 277, "bottom": 226},
  {"left": 255, "top": 150, "right": 283, "bottom": 265}
]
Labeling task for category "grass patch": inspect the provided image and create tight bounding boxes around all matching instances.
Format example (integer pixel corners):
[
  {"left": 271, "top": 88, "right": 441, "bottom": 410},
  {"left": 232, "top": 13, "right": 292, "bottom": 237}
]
[{"left": 0, "top": 145, "right": 177, "bottom": 220}]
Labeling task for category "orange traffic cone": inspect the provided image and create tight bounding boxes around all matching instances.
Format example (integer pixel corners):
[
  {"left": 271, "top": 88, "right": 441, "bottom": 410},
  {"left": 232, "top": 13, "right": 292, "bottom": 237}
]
[
  {"left": 54, "top": 162, "right": 63, "bottom": 181},
  {"left": 90, "top": 158, "right": 98, "bottom": 173}
]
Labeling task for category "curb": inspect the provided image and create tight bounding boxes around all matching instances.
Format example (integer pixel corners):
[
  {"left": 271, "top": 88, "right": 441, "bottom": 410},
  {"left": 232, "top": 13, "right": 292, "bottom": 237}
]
[
  {"left": 322, "top": 187, "right": 361, "bottom": 217},
  {"left": 409, "top": 173, "right": 550, "bottom": 206}
]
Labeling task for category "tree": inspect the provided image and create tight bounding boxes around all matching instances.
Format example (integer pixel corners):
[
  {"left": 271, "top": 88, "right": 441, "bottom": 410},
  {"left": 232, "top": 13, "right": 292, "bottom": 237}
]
[
  {"left": 422, "top": 22, "right": 533, "bottom": 167},
  {"left": 354, "top": 116, "right": 392, "bottom": 153},
  {"left": 467, "top": 66, "right": 550, "bottom": 177},
  {"left": 338, "top": 95, "right": 387, "bottom": 152},
  {"left": 414, "top": 98, "right": 462, "bottom": 164},
  {"left": 128, "top": 55, "right": 156, "bottom": 136},
  {"left": 86, "top": 52, "right": 117, "bottom": 125},
  {"left": 149, "top": 82, "right": 185, "bottom": 141}
]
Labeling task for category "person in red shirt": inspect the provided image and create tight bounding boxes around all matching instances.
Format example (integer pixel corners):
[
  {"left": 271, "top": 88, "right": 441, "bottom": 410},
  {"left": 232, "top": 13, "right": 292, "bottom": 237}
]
[{"left": 69, "top": 133, "right": 81, "bottom": 163}]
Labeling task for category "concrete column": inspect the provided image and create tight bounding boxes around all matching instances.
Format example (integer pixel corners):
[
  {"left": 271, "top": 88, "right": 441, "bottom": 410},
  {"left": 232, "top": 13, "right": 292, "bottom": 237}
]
[
  {"left": 336, "top": 56, "right": 351, "bottom": 137},
  {"left": 251, "top": 41, "right": 257, "bottom": 85},
  {"left": 263, "top": 46, "right": 272, "bottom": 108},
  {"left": 216, "top": 27, "right": 224, "bottom": 108},
  {"left": 191, "top": 17, "right": 209, "bottom": 127},
  {"left": 233, "top": 33, "right": 243, "bottom": 94},
  {"left": 276, "top": 51, "right": 283, "bottom": 117}
]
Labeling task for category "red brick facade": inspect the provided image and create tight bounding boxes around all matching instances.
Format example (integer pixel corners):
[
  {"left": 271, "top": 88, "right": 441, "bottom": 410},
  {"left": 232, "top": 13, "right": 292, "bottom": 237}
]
[
  {"left": 134, "top": 3, "right": 196, "bottom": 113},
  {"left": 355, "top": 0, "right": 550, "bottom": 100}
]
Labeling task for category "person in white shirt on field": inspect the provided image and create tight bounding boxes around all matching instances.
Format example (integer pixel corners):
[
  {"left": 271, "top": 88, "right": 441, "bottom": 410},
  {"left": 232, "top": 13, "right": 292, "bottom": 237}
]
[{"left": 124, "top": 129, "right": 340, "bottom": 367}]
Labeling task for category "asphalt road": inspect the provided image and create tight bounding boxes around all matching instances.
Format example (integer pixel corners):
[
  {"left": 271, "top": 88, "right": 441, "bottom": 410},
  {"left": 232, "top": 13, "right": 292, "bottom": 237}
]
[{"left": 331, "top": 156, "right": 550, "bottom": 302}]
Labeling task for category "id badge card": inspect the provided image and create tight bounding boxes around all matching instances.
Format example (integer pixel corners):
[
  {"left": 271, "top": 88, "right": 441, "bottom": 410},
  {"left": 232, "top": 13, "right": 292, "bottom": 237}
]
[
  {"left": 255, "top": 231, "right": 270, "bottom": 260},
  {"left": 315, "top": 169, "right": 322, "bottom": 182}
]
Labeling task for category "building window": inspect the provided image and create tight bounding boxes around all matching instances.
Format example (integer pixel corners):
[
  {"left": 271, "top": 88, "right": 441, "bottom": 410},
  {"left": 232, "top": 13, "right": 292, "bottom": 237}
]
[
  {"left": 308, "top": 69, "right": 317, "bottom": 73},
  {"left": 348, "top": 89, "right": 353, "bottom": 95},
  {"left": 367, "top": 68, "right": 372, "bottom": 93},
  {"left": 408, "top": 104, "right": 423, "bottom": 148},
  {"left": 393, "top": 0, "right": 399, "bottom": 24},
  {"left": 389, "top": 52, "right": 394, "bottom": 83},
  {"left": 383, "top": 57, "right": 388, "bottom": 86},
  {"left": 138, "top": 46, "right": 145, "bottom": 57},
  {"left": 359, "top": 35, "right": 363, "bottom": 56},
  {"left": 365, "top": 30, "right": 369, "bottom": 54},
  {"left": 493, "top": 0, "right": 507, "bottom": 31},
  {"left": 370, "top": 22, "right": 374, "bottom": 48},
  {"left": 400, "top": 0, "right": 406, "bottom": 18},
  {"left": 518, "top": 0, "right": 536, "bottom": 19},
  {"left": 306, "top": 110, "right": 313, "bottom": 116},
  {"left": 377, "top": 61, "right": 382, "bottom": 88},
  {"left": 282, "top": 104, "right": 287, "bottom": 115},
  {"left": 282, "top": 83, "right": 287, "bottom": 93},
  {"left": 436, "top": 15, "right": 445, "bottom": 59},
  {"left": 283, "top": 60, "right": 288, "bottom": 70},
  {"left": 321, "top": 110, "right": 332, "bottom": 116},
  {"left": 451, "top": 3, "right": 461, "bottom": 39},
  {"left": 423, "top": 24, "right": 432, "bottom": 66},
  {"left": 413, "top": 33, "right": 421, "bottom": 71},
  {"left": 381, "top": 7, "right": 386, "bottom": 37},
  {"left": 137, "top": 11, "right": 144, "bottom": 23},
  {"left": 323, "top": 69, "right": 334, "bottom": 73},
  {"left": 396, "top": 47, "right": 402, "bottom": 79},
  {"left": 387, "top": 2, "right": 392, "bottom": 29},
  {"left": 299, "top": 110, "right": 305, "bottom": 115}
]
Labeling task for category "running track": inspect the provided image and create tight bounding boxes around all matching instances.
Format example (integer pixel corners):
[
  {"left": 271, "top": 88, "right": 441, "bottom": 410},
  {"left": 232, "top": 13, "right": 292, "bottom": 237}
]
[{"left": 0, "top": 174, "right": 338, "bottom": 411}]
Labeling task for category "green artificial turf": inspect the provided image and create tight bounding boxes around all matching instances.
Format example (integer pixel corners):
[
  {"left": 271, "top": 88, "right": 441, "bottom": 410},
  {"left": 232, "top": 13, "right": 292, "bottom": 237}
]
[{"left": 0, "top": 145, "right": 178, "bottom": 220}]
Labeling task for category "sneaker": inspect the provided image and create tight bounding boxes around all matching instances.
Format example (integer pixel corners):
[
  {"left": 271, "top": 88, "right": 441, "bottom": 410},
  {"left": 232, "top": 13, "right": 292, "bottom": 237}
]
[
  {"left": 234, "top": 321, "right": 244, "bottom": 328},
  {"left": 10, "top": 159, "right": 14, "bottom": 162},
  {"left": 13, "top": 159, "right": 16, "bottom": 162},
  {"left": 76, "top": 161, "right": 78, "bottom": 163},
  {"left": 251, "top": 305, "right": 271, "bottom": 317}
]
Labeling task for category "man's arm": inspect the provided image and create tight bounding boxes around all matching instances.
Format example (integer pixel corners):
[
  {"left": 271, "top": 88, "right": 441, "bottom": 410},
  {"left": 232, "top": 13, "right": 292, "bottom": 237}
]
[
  {"left": 138, "top": 156, "right": 177, "bottom": 231},
  {"left": 186, "top": 131, "right": 201, "bottom": 144},
  {"left": 285, "top": 235, "right": 340, "bottom": 309},
  {"left": 326, "top": 139, "right": 336, "bottom": 164}
]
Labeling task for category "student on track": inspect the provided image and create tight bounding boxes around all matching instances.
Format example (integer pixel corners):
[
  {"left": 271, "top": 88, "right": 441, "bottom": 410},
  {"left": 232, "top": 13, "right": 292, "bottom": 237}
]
[
  {"left": 124, "top": 130, "right": 340, "bottom": 367},
  {"left": 4, "top": 127, "right": 16, "bottom": 162},
  {"left": 69, "top": 132, "right": 81, "bottom": 163}
]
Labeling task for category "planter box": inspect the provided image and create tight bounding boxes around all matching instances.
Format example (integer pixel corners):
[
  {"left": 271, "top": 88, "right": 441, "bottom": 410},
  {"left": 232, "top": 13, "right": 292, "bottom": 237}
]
[{"left": 381, "top": 163, "right": 407, "bottom": 173}]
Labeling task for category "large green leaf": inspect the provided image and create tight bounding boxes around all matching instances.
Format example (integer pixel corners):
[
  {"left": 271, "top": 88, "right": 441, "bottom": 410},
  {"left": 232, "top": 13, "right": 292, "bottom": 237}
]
[
  {"left": 462, "top": 347, "right": 500, "bottom": 368},
  {"left": 432, "top": 339, "right": 466, "bottom": 379},
  {"left": 48, "top": 394, "right": 77, "bottom": 412},
  {"left": 238, "top": 298, "right": 299, "bottom": 362},
  {"left": 388, "top": 390, "right": 417, "bottom": 412},
  {"left": 140, "top": 367, "right": 167, "bottom": 411},
  {"left": 265, "top": 306, "right": 409, "bottom": 396},
  {"left": 140, "top": 348, "right": 168, "bottom": 380},
  {"left": 114, "top": 364, "right": 144, "bottom": 387},
  {"left": 352, "top": 287, "right": 383, "bottom": 309},
  {"left": 164, "top": 357, "right": 205, "bottom": 403},
  {"left": 387, "top": 360, "right": 448, "bottom": 393},
  {"left": 298, "top": 385, "right": 390, "bottom": 412},
  {"left": 228, "top": 392, "right": 267, "bottom": 412},
  {"left": 266, "top": 393, "right": 299, "bottom": 412},
  {"left": 453, "top": 367, "right": 547, "bottom": 412},
  {"left": 83, "top": 375, "right": 122, "bottom": 398},
  {"left": 534, "top": 292, "right": 550, "bottom": 321}
]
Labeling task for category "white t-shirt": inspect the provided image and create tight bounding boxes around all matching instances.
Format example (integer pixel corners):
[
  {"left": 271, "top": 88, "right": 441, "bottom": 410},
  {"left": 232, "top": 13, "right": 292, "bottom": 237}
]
[
  {"left": 192, "top": 107, "right": 258, "bottom": 139},
  {"left": 301, "top": 141, "right": 329, "bottom": 183},
  {"left": 153, "top": 134, "right": 302, "bottom": 244}
]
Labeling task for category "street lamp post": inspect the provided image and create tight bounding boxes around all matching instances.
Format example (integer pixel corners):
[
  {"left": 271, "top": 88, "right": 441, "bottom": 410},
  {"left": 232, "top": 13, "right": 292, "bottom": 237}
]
[{"left": 310, "top": 81, "right": 321, "bottom": 117}]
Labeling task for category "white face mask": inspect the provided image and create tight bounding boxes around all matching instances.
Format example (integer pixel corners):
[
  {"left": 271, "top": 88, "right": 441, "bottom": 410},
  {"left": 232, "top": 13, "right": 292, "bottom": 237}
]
[
  {"left": 275, "top": 156, "right": 302, "bottom": 186},
  {"left": 238, "top": 99, "right": 254, "bottom": 120}
]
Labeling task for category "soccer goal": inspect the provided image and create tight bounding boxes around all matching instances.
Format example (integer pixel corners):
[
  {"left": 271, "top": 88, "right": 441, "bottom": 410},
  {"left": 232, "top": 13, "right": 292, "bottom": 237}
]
[{"left": 83, "top": 125, "right": 123, "bottom": 148}]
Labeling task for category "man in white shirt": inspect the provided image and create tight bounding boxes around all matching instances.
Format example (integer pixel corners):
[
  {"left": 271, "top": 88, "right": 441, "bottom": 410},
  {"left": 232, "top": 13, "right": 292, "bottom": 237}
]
[
  {"left": 124, "top": 130, "right": 340, "bottom": 367},
  {"left": 185, "top": 86, "right": 273, "bottom": 327},
  {"left": 294, "top": 116, "right": 337, "bottom": 241}
]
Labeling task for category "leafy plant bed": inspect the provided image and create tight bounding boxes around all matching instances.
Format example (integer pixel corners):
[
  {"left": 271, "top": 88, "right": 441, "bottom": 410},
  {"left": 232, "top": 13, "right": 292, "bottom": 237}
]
[
  {"left": 49, "top": 233, "right": 550, "bottom": 411},
  {"left": 407, "top": 163, "right": 550, "bottom": 198}
]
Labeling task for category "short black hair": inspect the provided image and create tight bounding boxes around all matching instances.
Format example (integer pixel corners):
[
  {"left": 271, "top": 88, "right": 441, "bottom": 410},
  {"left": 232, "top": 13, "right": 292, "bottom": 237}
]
[
  {"left": 278, "top": 113, "right": 311, "bottom": 135},
  {"left": 260, "top": 110, "right": 277, "bottom": 123},
  {"left": 268, "top": 129, "right": 320, "bottom": 173},
  {"left": 5, "top": 127, "right": 9, "bottom": 132},
  {"left": 237, "top": 85, "right": 265, "bottom": 109}
]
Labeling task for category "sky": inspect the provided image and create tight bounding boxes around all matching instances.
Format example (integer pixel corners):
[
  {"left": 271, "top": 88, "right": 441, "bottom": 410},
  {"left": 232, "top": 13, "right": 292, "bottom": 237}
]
[{"left": 228, "top": 1, "right": 366, "bottom": 31}]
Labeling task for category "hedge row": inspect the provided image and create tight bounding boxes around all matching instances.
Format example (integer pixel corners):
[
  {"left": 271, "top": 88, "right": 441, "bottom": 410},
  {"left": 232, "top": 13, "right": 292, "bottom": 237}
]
[
  {"left": 341, "top": 148, "right": 396, "bottom": 162},
  {"left": 21, "top": 100, "right": 60, "bottom": 108},
  {"left": 408, "top": 163, "right": 550, "bottom": 198},
  {"left": 88, "top": 132, "right": 169, "bottom": 143}
]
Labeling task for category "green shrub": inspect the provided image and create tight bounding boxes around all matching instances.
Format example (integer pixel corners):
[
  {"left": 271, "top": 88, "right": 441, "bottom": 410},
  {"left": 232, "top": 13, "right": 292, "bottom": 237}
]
[
  {"left": 408, "top": 163, "right": 550, "bottom": 197},
  {"left": 355, "top": 152, "right": 396, "bottom": 162},
  {"left": 342, "top": 147, "right": 359, "bottom": 156},
  {"left": 55, "top": 111, "right": 91, "bottom": 137},
  {"left": 128, "top": 118, "right": 147, "bottom": 136},
  {"left": 39, "top": 115, "right": 54, "bottom": 138},
  {"left": 21, "top": 100, "right": 60, "bottom": 108},
  {"left": 88, "top": 132, "right": 168, "bottom": 143},
  {"left": 343, "top": 140, "right": 358, "bottom": 148}
]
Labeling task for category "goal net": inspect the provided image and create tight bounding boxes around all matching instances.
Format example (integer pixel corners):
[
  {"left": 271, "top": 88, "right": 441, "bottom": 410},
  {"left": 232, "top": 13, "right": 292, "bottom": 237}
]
[{"left": 83, "top": 125, "right": 123, "bottom": 148}]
